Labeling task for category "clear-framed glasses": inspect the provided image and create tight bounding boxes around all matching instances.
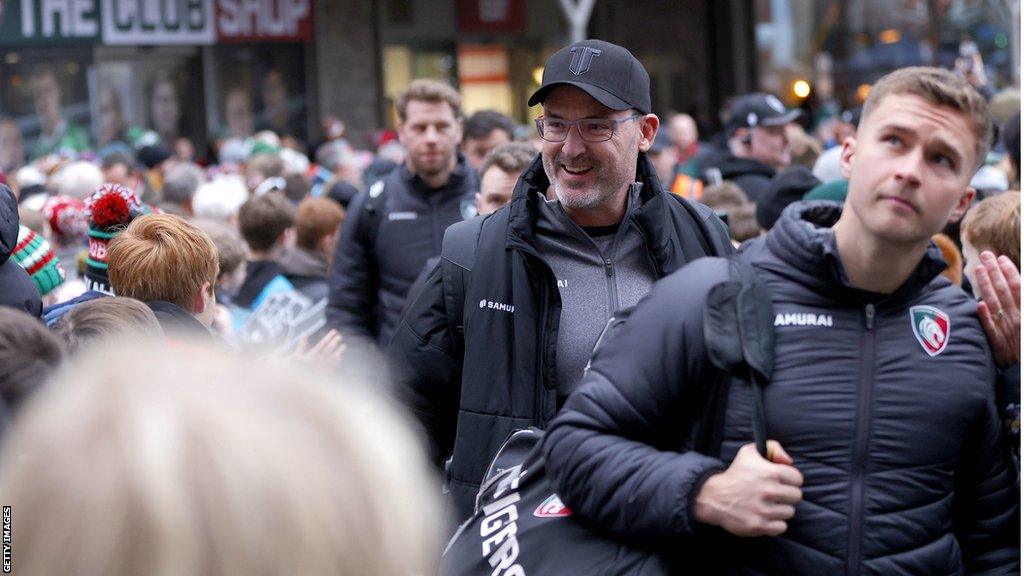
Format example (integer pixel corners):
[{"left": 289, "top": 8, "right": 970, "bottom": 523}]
[{"left": 534, "top": 114, "right": 642, "bottom": 143}]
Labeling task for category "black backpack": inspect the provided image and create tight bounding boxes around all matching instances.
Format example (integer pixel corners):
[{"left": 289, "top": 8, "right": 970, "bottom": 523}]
[{"left": 438, "top": 255, "right": 776, "bottom": 576}]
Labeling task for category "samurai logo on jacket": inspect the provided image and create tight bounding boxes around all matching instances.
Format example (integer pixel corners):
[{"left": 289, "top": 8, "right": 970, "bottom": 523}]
[{"left": 909, "top": 305, "right": 950, "bottom": 357}]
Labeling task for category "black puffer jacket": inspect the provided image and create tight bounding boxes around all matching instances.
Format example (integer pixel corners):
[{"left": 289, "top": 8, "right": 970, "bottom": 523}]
[
  {"left": 0, "top": 185, "right": 42, "bottom": 318},
  {"left": 543, "top": 202, "right": 1019, "bottom": 575},
  {"left": 387, "top": 154, "right": 734, "bottom": 521},
  {"left": 326, "top": 159, "right": 477, "bottom": 347},
  {"left": 695, "top": 146, "right": 776, "bottom": 203}
]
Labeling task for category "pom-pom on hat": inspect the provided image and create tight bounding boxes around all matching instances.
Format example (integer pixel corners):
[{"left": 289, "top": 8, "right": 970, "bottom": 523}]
[
  {"left": 12, "top": 225, "right": 65, "bottom": 296},
  {"left": 41, "top": 195, "right": 88, "bottom": 243},
  {"left": 84, "top": 183, "right": 147, "bottom": 294}
]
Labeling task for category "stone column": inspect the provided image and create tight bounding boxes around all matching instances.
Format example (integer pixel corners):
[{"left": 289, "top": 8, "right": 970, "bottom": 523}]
[{"left": 314, "top": 0, "right": 383, "bottom": 148}]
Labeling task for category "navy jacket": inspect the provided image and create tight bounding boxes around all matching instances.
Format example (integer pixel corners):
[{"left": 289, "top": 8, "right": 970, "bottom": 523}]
[
  {"left": 543, "top": 202, "right": 1019, "bottom": 575},
  {"left": 326, "top": 159, "right": 477, "bottom": 347}
]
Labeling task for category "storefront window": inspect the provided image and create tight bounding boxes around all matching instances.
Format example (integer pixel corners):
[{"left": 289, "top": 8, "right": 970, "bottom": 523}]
[
  {"left": 457, "top": 45, "right": 514, "bottom": 116},
  {"left": 382, "top": 44, "right": 457, "bottom": 123},
  {"left": 1, "top": 49, "right": 93, "bottom": 162},
  {"left": 90, "top": 48, "right": 206, "bottom": 154},
  {"left": 211, "top": 45, "right": 309, "bottom": 146},
  {"left": 755, "top": 0, "right": 1019, "bottom": 111},
  {"left": 0, "top": 0, "right": 314, "bottom": 168}
]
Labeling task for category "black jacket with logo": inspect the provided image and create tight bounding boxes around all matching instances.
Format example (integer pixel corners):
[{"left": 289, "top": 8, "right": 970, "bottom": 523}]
[
  {"left": 542, "top": 202, "right": 1019, "bottom": 575},
  {"left": 326, "top": 158, "right": 477, "bottom": 347},
  {"left": 387, "top": 154, "right": 734, "bottom": 521}
]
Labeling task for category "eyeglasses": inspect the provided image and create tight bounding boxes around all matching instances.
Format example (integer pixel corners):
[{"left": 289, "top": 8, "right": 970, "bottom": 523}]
[{"left": 534, "top": 114, "right": 642, "bottom": 143}]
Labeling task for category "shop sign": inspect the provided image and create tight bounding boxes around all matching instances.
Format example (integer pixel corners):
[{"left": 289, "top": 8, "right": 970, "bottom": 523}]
[
  {"left": 0, "top": 0, "right": 101, "bottom": 45},
  {"left": 0, "top": 0, "right": 312, "bottom": 45},
  {"left": 216, "top": 0, "right": 313, "bottom": 42},
  {"left": 101, "top": 0, "right": 215, "bottom": 45}
]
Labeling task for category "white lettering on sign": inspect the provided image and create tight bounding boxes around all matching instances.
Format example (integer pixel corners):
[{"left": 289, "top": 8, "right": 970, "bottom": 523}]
[
  {"left": 217, "top": 0, "right": 308, "bottom": 37},
  {"left": 21, "top": 0, "right": 98, "bottom": 37},
  {"left": 102, "top": 0, "right": 214, "bottom": 44}
]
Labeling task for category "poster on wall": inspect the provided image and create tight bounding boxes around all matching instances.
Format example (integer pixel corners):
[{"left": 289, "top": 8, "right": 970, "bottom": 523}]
[
  {"left": 0, "top": 50, "right": 94, "bottom": 161},
  {"left": 90, "top": 62, "right": 137, "bottom": 150},
  {"left": 212, "top": 44, "right": 308, "bottom": 147}
]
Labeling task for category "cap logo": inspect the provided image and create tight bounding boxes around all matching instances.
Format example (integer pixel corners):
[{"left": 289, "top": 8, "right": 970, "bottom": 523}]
[
  {"left": 568, "top": 46, "right": 601, "bottom": 76},
  {"left": 766, "top": 95, "right": 786, "bottom": 114},
  {"left": 746, "top": 112, "right": 758, "bottom": 126},
  {"left": 909, "top": 305, "right": 950, "bottom": 357}
]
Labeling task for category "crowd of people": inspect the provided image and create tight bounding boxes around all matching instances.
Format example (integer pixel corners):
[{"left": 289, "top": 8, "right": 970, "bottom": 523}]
[{"left": 0, "top": 36, "right": 1020, "bottom": 575}]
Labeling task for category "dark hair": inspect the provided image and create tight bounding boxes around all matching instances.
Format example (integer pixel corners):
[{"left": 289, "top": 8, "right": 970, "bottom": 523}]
[
  {"left": 55, "top": 297, "right": 163, "bottom": 354},
  {"left": 100, "top": 152, "right": 135, "bottom": 174},
  {"left": 238, "top": 192, "right": 296, "bottom": 252},
  {"left": 464, "top": 110, "right": 515, "bottom": 142},
  {"left": 283, "top": 173, "right": 310, "bottom": 203},
  {"left": 0, "top": 307, "right": 62, "bottom": 414}
]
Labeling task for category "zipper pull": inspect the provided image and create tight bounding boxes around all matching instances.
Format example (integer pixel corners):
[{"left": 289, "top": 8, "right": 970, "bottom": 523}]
[
  {"left": 864, "top": 303, "right": 875, "bottom": 330},
  {"left": 604, "top": 258, "right": 613, "bottom": 277}
]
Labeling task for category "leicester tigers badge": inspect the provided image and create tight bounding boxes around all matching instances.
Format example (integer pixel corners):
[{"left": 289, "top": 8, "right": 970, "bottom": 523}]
[
  {"left": 534, "top": 494, "right": 572, "bottom": 518},
  {"left": 909, "top": 305, "right": 950, "bottom": 357}
]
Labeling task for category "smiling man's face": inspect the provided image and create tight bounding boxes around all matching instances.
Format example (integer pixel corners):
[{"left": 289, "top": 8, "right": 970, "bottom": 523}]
[{"left": 540, "top": 85, "right": 647, "bottom": 215}]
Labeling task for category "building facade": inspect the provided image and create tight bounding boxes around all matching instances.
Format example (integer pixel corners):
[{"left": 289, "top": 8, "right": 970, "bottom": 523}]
[{"left": 0, "top": 0, "right": 1016, "bottom": 165}]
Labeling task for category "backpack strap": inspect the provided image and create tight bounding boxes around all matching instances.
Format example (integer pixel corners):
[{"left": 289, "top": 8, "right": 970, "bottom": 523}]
[
  {"left": 356, "top": 179, "right": 388, "bottom": 248},
  {"left": 440, "top": 216, "right": 486, "bottom": 359},
  {"left": 700, "top": 256, "right": 775, "bottom": 458}
]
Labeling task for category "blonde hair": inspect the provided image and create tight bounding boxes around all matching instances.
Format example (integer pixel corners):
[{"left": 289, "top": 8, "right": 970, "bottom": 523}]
[
  {"left": 961, "top": 191, "right": 1021, "bottom": 269},
  {"left": 0, "top": 339, "right": 442, "bottom": 576},
  {"left": 861, "top": 67, "right": 993, "bottom": 169},
  {"left": 395, "top": 78, "right": 462, "bottom": 122},
  {"left": 107, "top": 214, "right": 219, "bottom": 309}
]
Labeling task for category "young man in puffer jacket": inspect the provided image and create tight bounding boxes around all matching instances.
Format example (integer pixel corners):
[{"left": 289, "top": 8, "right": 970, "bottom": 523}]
[{"left": 543, "top": 66, "right": 1019, "bottom": 575}]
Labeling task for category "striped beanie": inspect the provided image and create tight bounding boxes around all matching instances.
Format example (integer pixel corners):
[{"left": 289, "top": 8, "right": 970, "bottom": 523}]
[
  {"left": 12, "top": 225, "right": 66, "bottom": 296},
  {"left": 84, "top": 183, "right": 153, "bottom": 294}
]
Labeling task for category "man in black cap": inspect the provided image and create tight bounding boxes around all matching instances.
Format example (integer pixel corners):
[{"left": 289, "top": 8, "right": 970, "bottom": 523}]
[
  {"left": 696, "top": 92, "right": 800, "bottom": 203},
  {"left": 386, "top": 38, "right": 733, "bottom": 520}
]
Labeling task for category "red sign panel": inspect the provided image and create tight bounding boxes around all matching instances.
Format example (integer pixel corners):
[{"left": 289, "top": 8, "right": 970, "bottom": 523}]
[
  {"left": 216, "top": 0, "right": 314, "bottom": 43},
  {"left": 457, "top": 0, "right": 525, "bottom": 33}
]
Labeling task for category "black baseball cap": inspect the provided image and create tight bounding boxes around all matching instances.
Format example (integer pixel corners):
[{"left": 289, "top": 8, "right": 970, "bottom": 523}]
[
  {"left": 528, "top": 39, "right": 651, "bottom": 114},
  {"left": 727, "top": 93, "right": 801, "bottom": 134}
]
